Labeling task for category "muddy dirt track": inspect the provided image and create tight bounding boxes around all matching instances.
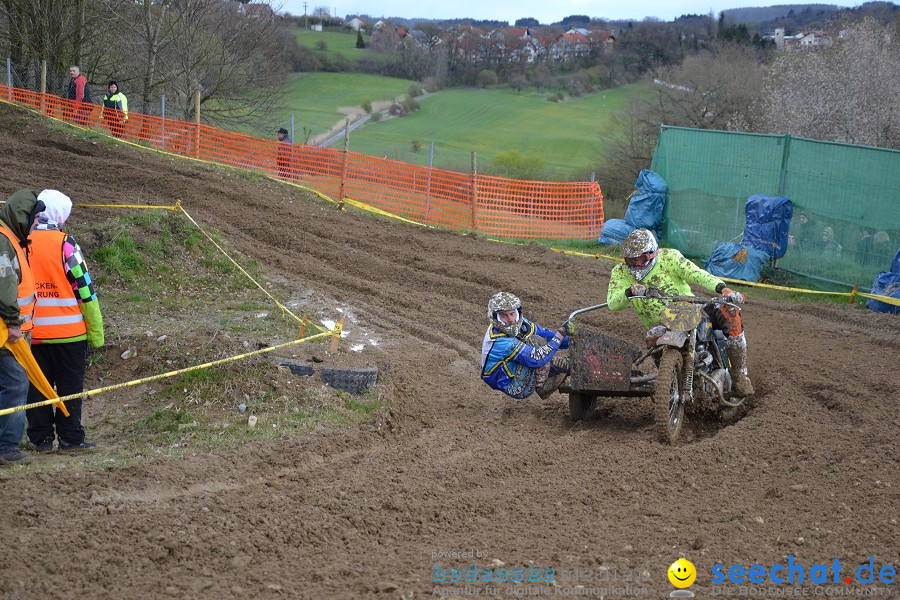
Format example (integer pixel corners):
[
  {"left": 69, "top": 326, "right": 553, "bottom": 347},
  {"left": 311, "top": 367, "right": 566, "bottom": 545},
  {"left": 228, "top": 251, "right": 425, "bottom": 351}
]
[{"left": 0, "top": 106, "right": 898, "bottom": 599}]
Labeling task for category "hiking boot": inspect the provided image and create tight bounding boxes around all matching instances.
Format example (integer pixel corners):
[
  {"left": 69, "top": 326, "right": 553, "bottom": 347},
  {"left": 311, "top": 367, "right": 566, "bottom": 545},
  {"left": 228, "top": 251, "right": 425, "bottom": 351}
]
[
  {"left": 536, "top": 372, "right": 568, "bottom": 400},
  {"left": 58, "top": 440, "right": 96, "bottom": 452},
  {"left": 0, "top": 450, "right": 31, "bottom": 465}
]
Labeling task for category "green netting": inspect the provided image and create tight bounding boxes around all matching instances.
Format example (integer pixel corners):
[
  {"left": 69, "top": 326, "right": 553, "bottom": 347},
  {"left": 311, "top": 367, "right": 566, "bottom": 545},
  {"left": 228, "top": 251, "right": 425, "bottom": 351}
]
[{"left": 651, "top": 126, "right": 900, "bottom": 289}]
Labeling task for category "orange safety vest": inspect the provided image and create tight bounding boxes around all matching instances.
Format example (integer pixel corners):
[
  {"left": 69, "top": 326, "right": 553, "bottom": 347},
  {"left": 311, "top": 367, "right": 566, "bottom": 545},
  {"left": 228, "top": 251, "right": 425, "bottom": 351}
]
[
  {"left": 29, "top": 229, "right": 86, "bottom": 340},
  {"left": 0, "top": 223, "right": 35, "bottom": 332}
]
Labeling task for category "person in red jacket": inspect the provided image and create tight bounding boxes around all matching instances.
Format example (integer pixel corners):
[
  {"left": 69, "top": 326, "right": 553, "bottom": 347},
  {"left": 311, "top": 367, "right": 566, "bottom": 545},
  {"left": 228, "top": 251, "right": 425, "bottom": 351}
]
[
  {"left": 66, "top": 66, "right": 93, "bottom": 126},
  {"left": 26, "top": 190, "right": 104, "bottom": 452}
]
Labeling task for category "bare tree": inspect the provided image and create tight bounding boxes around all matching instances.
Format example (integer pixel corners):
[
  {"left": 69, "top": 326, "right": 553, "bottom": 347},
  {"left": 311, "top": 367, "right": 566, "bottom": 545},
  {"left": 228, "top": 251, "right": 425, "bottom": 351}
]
[{"left": 760, "top": 17, "right": 900, "bottom": 149}]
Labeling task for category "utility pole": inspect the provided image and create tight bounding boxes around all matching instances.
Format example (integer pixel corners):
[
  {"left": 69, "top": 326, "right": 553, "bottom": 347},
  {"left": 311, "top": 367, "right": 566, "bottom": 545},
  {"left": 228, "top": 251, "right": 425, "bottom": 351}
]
[{"left": 303, "top": 2, "right": 308, "bottom": 29}]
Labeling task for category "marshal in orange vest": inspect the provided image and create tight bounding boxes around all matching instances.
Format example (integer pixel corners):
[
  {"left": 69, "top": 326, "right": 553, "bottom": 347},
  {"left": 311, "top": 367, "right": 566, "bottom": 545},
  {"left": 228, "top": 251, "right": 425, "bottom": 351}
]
[
  {"left": 0, "top": 223, "right": 36, "bottom": 333},
  {"left": 28, "top": 229, "right": 86, "bottom": 340}
]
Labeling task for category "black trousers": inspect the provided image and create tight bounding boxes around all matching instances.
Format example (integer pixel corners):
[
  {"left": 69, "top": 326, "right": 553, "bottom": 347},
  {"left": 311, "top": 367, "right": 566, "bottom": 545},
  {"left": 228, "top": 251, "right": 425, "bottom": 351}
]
[{"left": 25, "top": 341, "right": 88, "bottom": 445}]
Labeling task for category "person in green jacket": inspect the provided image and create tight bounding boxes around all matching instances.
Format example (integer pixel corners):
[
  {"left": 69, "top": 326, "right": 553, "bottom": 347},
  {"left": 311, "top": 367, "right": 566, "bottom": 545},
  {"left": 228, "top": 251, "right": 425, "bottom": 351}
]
[
  {"left": 607, "top": 228, "right": 754, "bottom": 397},
  {"left": 101, "top": 80, "right": 128, "bottom": 138}
]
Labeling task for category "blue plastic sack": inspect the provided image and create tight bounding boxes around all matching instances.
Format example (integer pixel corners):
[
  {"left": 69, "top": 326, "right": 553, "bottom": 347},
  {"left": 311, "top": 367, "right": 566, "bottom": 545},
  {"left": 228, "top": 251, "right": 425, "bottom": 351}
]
[
  {"left": 597, "top": 218, "right": 635, "bottom": 246},
  {"left": 743, "top": 195, "right": 793, "bottom": 260},
  {"left": 703, "top": 242, "right": 770, "bottom": 283},
  {"left": 866, "top": 271, "right": 900, "bottom": 314},
  {"left": 625, "top": 169, "right": 667, "bottom": 232}
]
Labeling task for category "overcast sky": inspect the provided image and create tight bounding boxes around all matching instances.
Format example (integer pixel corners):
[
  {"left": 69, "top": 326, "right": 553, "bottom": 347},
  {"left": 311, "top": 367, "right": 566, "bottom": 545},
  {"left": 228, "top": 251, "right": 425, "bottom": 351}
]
[{"left": 278, "top": 0, "right": 851, "bottom": 23}]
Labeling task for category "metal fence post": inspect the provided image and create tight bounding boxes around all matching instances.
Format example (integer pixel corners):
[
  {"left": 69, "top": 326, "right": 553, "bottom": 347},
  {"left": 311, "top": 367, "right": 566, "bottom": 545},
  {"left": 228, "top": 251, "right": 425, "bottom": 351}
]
[
  {"left": 338, "top": 118, "right": 350, "bottom": 209},
  {"left": 194, "top": 88, "right": 201, "bottom": 158},
  {"left": 590, "top": 171, "right": 597, "bottom": 240},
  {"left": 6, "top": 58, "right": 11, "bottom": 101},
  {"left": 471, "top": 151, "right": 478, "bottom": 232},
  {"left": 291, "top": 111, "right": 295, "bottom": 143},
  {"left": 424, "top": 140, "right": 434, "bottom": 223},
  {"left": 161, "top": 93, "right": 166, "bottom": 148}
]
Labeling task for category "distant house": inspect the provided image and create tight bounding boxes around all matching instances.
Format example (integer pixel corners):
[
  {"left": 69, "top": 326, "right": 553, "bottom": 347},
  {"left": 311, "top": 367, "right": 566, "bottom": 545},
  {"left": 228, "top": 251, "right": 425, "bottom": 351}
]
[
  {"left": 346, "top": 16, "right": 367, "bottom": 31},
  {"left": 551, "top": 32, "right": 590, "bottom": 62},
  {"left": 800, "top": 30, "right": 832, "bottom": 48},
  {"left": 223, "top": 1, "right": 275, "bottom": 20}
]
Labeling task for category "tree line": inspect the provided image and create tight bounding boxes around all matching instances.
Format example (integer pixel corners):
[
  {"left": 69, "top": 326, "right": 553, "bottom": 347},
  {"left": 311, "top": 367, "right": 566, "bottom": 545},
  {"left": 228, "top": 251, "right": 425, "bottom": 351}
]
[{"left": 0, "top": 0, "right": 295, "bottom": 125}]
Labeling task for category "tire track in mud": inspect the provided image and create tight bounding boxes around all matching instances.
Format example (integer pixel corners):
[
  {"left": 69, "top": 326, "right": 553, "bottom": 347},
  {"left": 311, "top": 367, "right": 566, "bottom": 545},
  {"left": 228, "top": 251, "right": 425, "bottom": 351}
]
[{"left": 0, "top": 105, "right": 898, "bottom": 599}]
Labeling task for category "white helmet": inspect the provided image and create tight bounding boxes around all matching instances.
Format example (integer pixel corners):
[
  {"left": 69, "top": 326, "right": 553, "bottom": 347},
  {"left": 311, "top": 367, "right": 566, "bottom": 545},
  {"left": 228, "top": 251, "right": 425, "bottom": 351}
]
[
  {"left": 623, "top": 228, "right": 659, "bottom": 281},
  {"left": 488, "top": 291, "right": 523, "bottom": 336}
]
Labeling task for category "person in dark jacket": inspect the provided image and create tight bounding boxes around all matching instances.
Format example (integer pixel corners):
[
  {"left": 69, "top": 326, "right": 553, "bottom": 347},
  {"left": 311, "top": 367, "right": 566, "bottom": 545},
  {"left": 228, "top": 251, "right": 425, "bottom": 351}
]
[
  {"left": 0, "top": 190, "right": 44, "bottom": 465},
  {"left": 101, "top": 81, "right": 129, "bottom": 138},
  {"left": 276, "top": 127, "right": 296, "bottom": 180},
  {"left": 66, "top": 66, "right": 93, "bottom": 126}
]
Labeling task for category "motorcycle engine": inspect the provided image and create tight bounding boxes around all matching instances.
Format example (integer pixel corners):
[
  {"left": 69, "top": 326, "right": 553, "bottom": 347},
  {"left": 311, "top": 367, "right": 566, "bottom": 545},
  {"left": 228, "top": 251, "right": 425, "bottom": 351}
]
[{"left": 700, "top": 368, "right": 729, "bottom": 401}]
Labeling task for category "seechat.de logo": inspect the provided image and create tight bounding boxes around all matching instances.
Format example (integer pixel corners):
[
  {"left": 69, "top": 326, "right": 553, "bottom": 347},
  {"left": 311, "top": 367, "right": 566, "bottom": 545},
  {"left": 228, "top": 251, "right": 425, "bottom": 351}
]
[{"left": 711, "top": 556, "right": 897, "bottom": 586}]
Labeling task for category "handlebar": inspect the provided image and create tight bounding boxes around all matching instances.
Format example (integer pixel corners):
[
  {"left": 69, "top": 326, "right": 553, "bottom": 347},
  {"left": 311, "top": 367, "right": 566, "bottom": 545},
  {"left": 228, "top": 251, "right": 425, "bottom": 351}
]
[
  {"left": 631, "top": 295, "right": 743, "bottom": 310},
  {"left": 567, "top": 302, "right": 608, "bottom": 321}
]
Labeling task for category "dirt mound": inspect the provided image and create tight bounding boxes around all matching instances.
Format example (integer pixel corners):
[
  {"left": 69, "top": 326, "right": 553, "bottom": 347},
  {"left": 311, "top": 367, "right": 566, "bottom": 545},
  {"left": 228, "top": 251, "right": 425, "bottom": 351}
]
[{"left": 0, "top": 104, "right": 898, "bottom": 599}]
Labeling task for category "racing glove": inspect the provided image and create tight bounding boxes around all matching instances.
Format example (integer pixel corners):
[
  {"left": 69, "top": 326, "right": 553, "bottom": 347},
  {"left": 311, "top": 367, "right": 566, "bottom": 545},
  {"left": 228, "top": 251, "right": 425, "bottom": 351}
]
[
  {"left": 721, "top": 287, "right": 745, "bottom": 304},
  {"left": 558, "top": 320, "right": 575, "bottom": 337},
  {"left": 626, "top": 284, "right": 647, "bottom": 298}
]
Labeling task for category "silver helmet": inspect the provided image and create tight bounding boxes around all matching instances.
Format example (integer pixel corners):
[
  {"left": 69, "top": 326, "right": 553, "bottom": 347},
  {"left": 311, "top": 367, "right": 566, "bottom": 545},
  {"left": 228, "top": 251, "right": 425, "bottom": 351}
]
[
  {"left": 623, "top": 228, "right": 659, "bottom": 281},
  {"left": 488, "top": 291, "right": 523, "bottom": 336}
]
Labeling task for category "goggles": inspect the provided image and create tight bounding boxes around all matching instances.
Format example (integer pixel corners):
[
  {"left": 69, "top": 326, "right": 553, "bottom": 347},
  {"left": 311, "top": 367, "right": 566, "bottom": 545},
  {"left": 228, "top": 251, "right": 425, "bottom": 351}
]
[{"left": 625, "top": 251, "right": 657, "bottom": 268}]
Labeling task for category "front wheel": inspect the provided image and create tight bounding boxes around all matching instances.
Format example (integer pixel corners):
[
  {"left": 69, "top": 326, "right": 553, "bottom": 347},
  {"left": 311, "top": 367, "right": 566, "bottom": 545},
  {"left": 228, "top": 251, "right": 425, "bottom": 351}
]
[
  {"left": 568, "top": 392, "right": 596, "bottom": 422},
  {"left": 653, "top": 350, "right": 685, "bottom": 444}
]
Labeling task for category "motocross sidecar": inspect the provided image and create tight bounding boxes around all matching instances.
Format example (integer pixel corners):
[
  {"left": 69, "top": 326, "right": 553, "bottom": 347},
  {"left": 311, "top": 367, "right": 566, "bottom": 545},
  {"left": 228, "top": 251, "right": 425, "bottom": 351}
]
[{"left": 558, "top": 304, "right": 656, "bottom": 421}]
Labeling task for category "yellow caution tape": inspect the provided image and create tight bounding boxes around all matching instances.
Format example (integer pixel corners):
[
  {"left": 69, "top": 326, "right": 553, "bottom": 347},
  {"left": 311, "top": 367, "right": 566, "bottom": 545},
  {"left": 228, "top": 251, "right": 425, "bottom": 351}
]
[
  {"left": 176, "top": 205, "right": 322, "bottom": 328},
  {"left": 0, "top": 330, "right": 335, "bottom": 417},
  {"left": 78, "top": 203, "right": 180, "bottom": 210}
]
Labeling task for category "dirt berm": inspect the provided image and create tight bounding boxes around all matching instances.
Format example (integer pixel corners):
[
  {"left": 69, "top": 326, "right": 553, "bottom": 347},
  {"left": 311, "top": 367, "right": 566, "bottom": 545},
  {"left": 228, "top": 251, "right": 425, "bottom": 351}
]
[{"left": 0, "top": 106, "right": 898, "bottom": 599}]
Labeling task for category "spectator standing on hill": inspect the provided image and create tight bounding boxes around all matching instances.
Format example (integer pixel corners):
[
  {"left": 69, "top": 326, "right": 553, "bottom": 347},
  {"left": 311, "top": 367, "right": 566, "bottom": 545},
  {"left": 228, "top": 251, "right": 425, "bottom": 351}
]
[
  {"left": 0, "top": 190, "right": 44, "bottom": 465},
  {"left": 276, "top": 127, "right": 295, "bottom": 180},
  {"left": 66, "top": 66, "right": 92, "bottom": 126},
  {"left": 821, "top": 227, "right": 843, "bottom": 261},
  {"left": 25, "top": 190, "right": 104, "bottom": 452},
  {"left": 101, "top": 81, "right": 128, "bottom": 138}
]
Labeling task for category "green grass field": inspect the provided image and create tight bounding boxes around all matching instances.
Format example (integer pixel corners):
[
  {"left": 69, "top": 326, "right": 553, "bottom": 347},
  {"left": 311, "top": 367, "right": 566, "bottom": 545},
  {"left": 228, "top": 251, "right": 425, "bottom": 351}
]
[
  {"left": 269, "top": 72, "right": 412, "bottom": 141},
  {"left": 341, "top": 83, "right": 646, "bottom": 179},
  {"left": 295, "top": 30, "right": 370, "bottom": 63}
]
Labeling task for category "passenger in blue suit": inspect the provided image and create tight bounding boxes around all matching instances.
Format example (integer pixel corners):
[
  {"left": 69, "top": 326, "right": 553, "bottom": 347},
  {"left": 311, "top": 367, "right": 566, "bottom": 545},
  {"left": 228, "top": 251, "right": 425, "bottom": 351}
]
[{"left": 481, "top": 292, "right": 573, "bottom": 399}]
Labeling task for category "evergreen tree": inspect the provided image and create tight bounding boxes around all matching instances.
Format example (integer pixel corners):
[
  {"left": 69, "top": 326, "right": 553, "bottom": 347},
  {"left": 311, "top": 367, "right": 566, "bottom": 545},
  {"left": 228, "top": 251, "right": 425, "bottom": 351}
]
[{"left": 356, "top": 29, "right": 365, "bottom": 49}]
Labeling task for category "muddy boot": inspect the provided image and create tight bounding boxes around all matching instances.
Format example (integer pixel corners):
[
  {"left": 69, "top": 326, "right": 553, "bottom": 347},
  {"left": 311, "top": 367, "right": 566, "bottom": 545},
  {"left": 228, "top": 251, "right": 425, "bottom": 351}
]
[
  {"left": 536, "top": 371, "right": 567, "bottom": 399},
  {"left": 725, "top": 332, "right": 754, "bottom": 397},
  {"left": 535, "top": 355, "right": 570, "bottom": 400}
]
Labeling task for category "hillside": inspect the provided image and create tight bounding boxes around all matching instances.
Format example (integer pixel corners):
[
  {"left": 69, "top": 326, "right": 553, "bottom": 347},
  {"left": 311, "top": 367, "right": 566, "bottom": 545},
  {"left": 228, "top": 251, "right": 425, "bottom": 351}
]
[
  {"left": 723, "top": 3, "right": 844, "bottom": 24},
  {"left": 0, "top": 103, "right": 898, "bottom": 598}
]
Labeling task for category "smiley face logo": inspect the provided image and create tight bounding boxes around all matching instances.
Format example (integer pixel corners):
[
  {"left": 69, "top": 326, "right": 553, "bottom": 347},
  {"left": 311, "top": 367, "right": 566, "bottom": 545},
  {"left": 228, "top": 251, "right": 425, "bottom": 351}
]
[{"left": 668, "top": 558, "right": 697, "bottom": 588}]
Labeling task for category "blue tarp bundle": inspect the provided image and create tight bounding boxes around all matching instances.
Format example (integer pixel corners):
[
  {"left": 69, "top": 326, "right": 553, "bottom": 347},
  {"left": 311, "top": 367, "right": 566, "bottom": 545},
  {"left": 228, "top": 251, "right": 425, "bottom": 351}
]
[
  {"left": 867, "top": 247, "right": 900, "bottom": 314},
  {"left": 597, "top": 218, "right": 635, "bottom": 246},
  {"left": 703, "top": 242, "right": 770, "bottom": 282},
  {"left": 743, "top": 195, "right": 793, "bottom": 260},
  {"left": 625, "top": 169, "right": 667, "bottom": 232}
]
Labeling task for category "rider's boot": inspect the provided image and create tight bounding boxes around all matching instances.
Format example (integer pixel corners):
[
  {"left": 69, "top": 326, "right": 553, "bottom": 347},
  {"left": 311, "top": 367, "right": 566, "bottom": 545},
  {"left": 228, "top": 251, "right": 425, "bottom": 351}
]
[
  {"left": 536, "top": 355, "right": 570, "bottom": 400},
  {"left": 725, "top": 332, "right": 754, "bottom": 397}
]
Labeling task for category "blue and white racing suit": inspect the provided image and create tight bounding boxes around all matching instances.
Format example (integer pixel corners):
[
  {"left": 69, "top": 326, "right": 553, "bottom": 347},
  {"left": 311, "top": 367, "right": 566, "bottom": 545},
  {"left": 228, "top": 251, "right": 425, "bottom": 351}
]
[{"left": 480, "top": 318, "right": 569, "bottom": 399}]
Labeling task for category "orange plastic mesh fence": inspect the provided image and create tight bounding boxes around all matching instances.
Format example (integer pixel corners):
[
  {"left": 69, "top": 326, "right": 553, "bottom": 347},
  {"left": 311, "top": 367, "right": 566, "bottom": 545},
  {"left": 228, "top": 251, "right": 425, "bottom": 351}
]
[{"left": 2, "top": 84, "right": 603, "bottom": 239}]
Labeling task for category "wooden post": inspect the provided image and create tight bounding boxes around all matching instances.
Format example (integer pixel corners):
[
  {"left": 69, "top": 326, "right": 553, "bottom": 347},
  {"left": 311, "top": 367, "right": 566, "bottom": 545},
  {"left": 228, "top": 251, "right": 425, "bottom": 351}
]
[
  {"left": 329, "top": 316, "right": 345, "bottom": 353},
  {"left": 848, "top": 283, "right": 859, "bottom": 305},
  {"left": 39, "top": 60, "right": 47, "bottom": 114},
  {"left": 470, "top": 151, "right": 478, "bottom": 232},
  {"left": 337, "top": 117, "right": 350, "bottom": 210},
  {"left": 194, "top": 88, "right": 201, "bottom": 158},
  {"left": 299, "top": 315, "right": 308, "bottom": 338}
]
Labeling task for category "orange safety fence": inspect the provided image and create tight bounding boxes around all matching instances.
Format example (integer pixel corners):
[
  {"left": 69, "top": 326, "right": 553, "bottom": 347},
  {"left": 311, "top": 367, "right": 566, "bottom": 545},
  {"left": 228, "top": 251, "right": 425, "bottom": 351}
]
[{"left": 0, "top": 83, "right": 604, "bottom": 240}]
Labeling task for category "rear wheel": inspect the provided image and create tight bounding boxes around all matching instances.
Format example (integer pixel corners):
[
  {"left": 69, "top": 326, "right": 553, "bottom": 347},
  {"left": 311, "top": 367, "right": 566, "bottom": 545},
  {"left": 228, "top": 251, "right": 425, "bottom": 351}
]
[
  {"left": 568, "top": 392, "right": 596, "bottom": 422},
  {"left": 654, "top": 350, "right": 684, "bottom": 444}
]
